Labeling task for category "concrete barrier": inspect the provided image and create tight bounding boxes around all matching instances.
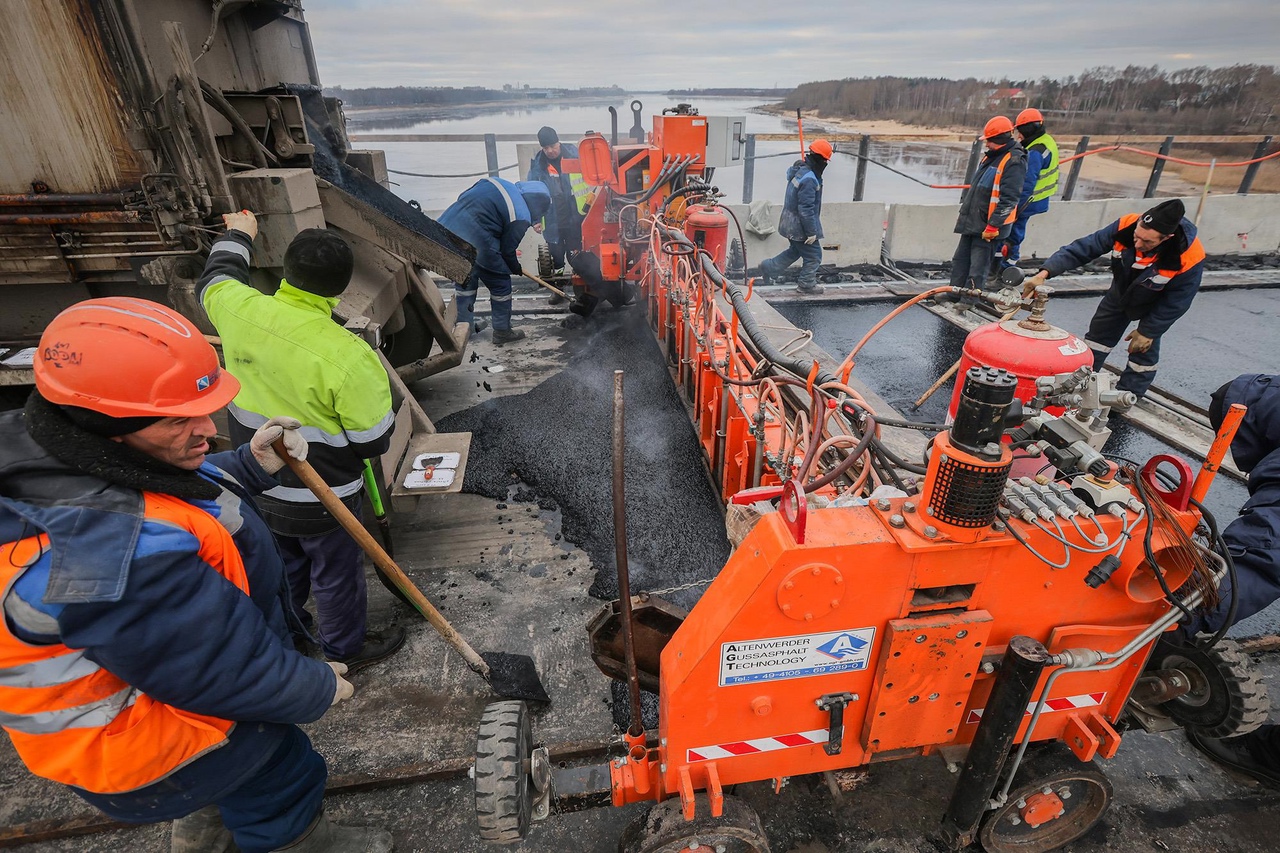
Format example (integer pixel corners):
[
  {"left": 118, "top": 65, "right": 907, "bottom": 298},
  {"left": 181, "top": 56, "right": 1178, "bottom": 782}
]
[
  {"left": 1193, "top": 195, "right": 1280, "bottom": 254},
  {"left": 725, "top": 202, "right": 887, "bottom": 268},
  {"left": 883, "top": 203, "right": 957, "bottom": 263},
  {"left": 1015, "top": 199, "right": 1114, "bottom": 263}
]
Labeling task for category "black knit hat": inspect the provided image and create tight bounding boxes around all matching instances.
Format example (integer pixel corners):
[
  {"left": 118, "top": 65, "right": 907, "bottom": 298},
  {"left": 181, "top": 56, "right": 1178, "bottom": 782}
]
[
  {"left": 537, "top": 126, "right": 559, "bottom": 147},
  {"left": 284, "top": 228, "right": 354, "bottom": 298},
  {"left": 1140, "top": 199, "right": 1185, "bottom": 235},
  {"left": 61, "top": 404, "right": 161, "bottom": 437}
]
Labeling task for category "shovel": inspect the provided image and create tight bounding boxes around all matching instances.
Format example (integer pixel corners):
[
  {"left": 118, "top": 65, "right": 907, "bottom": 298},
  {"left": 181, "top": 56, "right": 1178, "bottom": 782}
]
[
  {"left": 273, "top": 440, "right": 550, "bottom": 704},
  {"left": 521, "top": 268, "right": 570, "bottom": 299}
]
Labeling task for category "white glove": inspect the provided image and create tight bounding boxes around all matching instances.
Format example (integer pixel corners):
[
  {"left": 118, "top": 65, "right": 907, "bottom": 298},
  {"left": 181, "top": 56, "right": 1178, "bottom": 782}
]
[
  {"left": 803, "top": 235, "right": 817, "bottom": 245},
  {"left": 327, "top": 661, "right": 354, "bottom": 705},
  {"left": 249, "top": 416, "right": 308, "bottom": 474}
]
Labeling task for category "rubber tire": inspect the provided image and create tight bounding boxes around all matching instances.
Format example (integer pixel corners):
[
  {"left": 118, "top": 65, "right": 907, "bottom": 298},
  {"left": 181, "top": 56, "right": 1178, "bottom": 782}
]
[
  {"left": 1155, "top": 638, "right": 1271, "bottom": 739},
  {"left": 978, "top": 746, "right": 1112, "bottom": 853},
  {"left": 475, "top": 700, "right": 532, "bottom": 843},
  {"left": 618, "top": 793, "right": 770, "bottom": 853}
]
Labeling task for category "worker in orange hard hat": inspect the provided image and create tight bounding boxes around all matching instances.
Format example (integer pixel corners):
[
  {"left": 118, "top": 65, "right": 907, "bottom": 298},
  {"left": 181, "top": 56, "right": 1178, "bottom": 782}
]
[
  {"left": 757, "top": 139, "right": 833, "bottom": 295},
  {"left": 0, "top": 298, "right": 392, "bottom": 851},
  {"left": 1000, "top": 108, "right": 1060, "bottom": 273},
  {"left": 950, "top": 116, "right": 1027, "bottom": 295}
]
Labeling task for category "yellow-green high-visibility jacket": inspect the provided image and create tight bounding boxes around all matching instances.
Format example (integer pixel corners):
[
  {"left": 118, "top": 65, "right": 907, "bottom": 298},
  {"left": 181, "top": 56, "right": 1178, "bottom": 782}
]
[
  {"left": 199, "top": 229, "right": 393, "bottom": 534},
  {"left": 1027, "top": 132, "right": 1060, "bottom": 204}
]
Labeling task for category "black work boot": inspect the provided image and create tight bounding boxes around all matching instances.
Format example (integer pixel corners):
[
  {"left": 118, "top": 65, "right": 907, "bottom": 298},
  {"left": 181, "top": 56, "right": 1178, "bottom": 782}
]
[
  {"left": 492, "top": 328, "right": 527, "bottom": 345},
  {"left": 171, "top": 805, "right": 239, "bottom": 853},
  {"left": 796, "top": 281, "right": 825, "bottom": 295},
  {"left": 472, "top": 318, "right": 489, "bottom": 334},
  {"left": 330, "top": 627, "right": 406, "bottom": 675},
  {"left": 271, "top": 811, "right": 392, "bottom": 852},
  {"left": 1188, "top": 724, "right": 1280, "bottom": 789}
]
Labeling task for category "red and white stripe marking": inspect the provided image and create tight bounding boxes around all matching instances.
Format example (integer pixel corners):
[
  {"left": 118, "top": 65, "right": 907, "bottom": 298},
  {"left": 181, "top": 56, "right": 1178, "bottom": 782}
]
[
  {"left": 687, "top": 729, "right": 828, "bottom": 763},
  {"left": 965, "top": 691, "right": 1106, "bottom": 725}
]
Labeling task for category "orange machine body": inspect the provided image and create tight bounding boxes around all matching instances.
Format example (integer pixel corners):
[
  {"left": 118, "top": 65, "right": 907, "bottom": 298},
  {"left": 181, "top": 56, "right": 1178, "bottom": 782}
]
[{"left": 611, "top": 486, "right": 1198, "bottom": 815}]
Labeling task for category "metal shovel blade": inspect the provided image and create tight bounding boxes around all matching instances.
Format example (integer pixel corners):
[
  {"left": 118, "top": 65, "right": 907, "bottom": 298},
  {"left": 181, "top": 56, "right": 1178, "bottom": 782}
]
[{"left": 480, "top": 652, "right": 550, "bottom": 704}]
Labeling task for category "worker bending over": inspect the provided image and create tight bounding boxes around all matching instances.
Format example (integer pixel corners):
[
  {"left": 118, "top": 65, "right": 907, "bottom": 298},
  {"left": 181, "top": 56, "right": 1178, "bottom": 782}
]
[
  {"left": 202, "top": 212, "right": 405, "bottom": 672},
  {"left": 0, "top": 299, "right": 389, "bottom": 852},
  {"left": 758, "top": 139, "right": 832, "bottom": 295},
  {"left": 1179, "top": 374, "right": 1280, "bottom": 789},
  {"left": 1001, "top": 108, "right": 1058, "bottom": 271},
  {"left": 439, "top": 177, "right": 552, "bottom": 343},
  {"left": 1022, "top": 198, "right": 1202, "bottom": 403},
  {"left": 951, "top": 116, "right": 1026, "bottom": 292}
]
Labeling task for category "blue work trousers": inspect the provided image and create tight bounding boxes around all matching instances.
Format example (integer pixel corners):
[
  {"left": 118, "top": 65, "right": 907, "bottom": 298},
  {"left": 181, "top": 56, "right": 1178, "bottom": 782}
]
[
  {"left": 1085, "top": 293, "right": 1161, "bottom": 400},
  {"left": 1003, "top": 199, "right": 1049, "bottom": 266},
  {"left": 218, "top": 726, "right": 327, "bottom": 852},
  {"left": 950, "top": 233, "right": 999, "bottom": 290},
  {"left": 280, "top": 521, "right": 367, "bottom": 660},
  {"left": 760, "top": 239, "right": 822, "bottom": 286},
  {"left": 456, "top": 268, "right": 514, "bottom": 331}
]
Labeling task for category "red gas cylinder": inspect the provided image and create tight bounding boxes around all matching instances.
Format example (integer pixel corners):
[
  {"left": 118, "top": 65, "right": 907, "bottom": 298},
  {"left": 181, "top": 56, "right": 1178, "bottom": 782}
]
[
  {"left": 683, "top": 205, "right": 730, "bottom": 268},
  {"left": 947, "top": 319, "right": 1093, "bottom": 422}
]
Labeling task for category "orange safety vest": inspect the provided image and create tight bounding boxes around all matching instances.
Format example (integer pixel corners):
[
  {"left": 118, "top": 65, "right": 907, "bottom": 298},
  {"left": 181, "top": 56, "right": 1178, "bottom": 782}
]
[
  {"left": 1113, "top": 213, "right": 1207, "bottom": 282},
  {"left": 986, "top": 151, "right": 1018, "bottom": 227},
  {"left": 0, "top": 493, "right": 247, "bottom": 794}
]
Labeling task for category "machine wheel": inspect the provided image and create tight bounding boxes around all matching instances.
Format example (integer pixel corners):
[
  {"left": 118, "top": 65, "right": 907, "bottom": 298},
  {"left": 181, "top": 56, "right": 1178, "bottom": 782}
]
[
  {"left": 1154, "top": 638, "right": 1270, "bottom": 739},
  {"left": 475, "top": 700, "right": 534, "bottom": 843},
  {"left": 978, "top": 748, "right": 1112, "bottom": 853},
  {"left": 537, "top": 244, "right": 556, "bottom": 279},
  {"left": 619, "top": 794, "right": 770, "bottom": 853}
]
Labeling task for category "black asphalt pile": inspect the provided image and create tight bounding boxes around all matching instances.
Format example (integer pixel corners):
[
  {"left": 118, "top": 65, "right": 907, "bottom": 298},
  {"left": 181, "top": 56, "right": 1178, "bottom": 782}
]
[{"left": 437, "top": 308, "right": 731, "bottom": 609}]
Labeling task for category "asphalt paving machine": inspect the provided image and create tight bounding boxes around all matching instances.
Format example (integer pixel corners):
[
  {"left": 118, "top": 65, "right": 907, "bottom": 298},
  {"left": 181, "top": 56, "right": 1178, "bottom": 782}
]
[{"left": 473, "top": 104, "right": 1270, "bottom": 852}]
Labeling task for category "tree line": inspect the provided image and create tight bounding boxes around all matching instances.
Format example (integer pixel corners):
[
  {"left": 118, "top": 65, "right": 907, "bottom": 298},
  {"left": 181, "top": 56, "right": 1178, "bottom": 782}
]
[{"left": 783, "top": 65, "right": 1279, "bottom": 135}]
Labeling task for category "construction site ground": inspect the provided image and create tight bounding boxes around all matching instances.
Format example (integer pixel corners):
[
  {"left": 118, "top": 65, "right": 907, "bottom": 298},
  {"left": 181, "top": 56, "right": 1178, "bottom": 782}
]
[{"left": 2, "top": 282, "right": 1280, "bottom": 852}]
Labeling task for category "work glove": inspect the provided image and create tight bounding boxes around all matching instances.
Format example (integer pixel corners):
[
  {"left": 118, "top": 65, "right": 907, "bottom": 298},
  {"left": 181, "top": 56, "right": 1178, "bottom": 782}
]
[
  {"left": 981, "top": 225, "right": 1001, "bottom": 242},
  {"left": 1126, "top": 330, "right": 1155, "bottom": 354},
  {"left": 1022, "top": 269, "right": 1050, "bottom": 299},
  {"left": 249, "top": 416, "right": 308, "bottom": 475},
  {"left": 221, "top": 210, "right": 258, "bottom": 240},
  {"left": 803, "top": 235, "right": 817, "bottom": 245},
  {"left": 505, "top": 253, "right": 524, "bottom": 275},
  {"left": 327, "top": 661, "right": 354, "bottom": 705}
]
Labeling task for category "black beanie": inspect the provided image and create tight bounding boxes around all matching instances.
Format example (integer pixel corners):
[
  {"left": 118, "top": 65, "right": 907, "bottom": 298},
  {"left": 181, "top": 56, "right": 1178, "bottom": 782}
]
[
  {"left": 988, "top": 132, "right": 1014, "bottom": 147},
  {"left": 1208, "top": 380, "right": 1232, "bottom": 432},
  {"left": 537, "top": 126, "right": 559, "bottom": 147},
  {"left": 283, "top": 229, "right": 354, "bottom": 298},
  {"left": 61, "top": 403, "right": 162, "bottom": 437},
  {"left": 1140, "top": 199, "right": 1185, "bottom": 235}
]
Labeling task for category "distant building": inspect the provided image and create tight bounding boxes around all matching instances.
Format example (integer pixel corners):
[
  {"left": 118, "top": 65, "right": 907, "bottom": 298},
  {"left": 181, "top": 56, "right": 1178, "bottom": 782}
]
[{"left": 974, "top": 87, "right": 1029, "bottom": 111}]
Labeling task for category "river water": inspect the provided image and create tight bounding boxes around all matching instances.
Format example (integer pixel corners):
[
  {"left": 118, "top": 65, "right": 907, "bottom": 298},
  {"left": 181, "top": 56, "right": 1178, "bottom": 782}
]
[{"left": 345, "top": 95, "right": 1121, "bottom": 211}]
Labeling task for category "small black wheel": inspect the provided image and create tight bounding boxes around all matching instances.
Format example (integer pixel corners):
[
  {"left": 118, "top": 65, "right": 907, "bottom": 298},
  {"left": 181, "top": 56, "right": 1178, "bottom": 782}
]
[
  {"left": 619, "top": 794, "right": 769, "bottom": 853},
  {"left": 979, "top": 747, "right": 1112, "bottom": 853},
  {"left": 537, "top": 244, "right": 556, "bottom": 280},
  {"left": 1154, "top": 638, "right": 1270, "bottom": 739},
  {"left": 475, "top": 700, "right": 533, "bottom": 843}
]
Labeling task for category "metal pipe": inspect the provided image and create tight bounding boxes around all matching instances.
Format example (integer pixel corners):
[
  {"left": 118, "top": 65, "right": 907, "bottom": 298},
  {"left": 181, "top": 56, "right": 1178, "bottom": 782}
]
[
  {"left": 1194, "top": 158, "right": 1217, "bottom": 226},
  {"left": 751, "top": 414, "right": 766, "bottom": 488},
  {"left": 741, "top": 134, "right": 757, "bottom": 204},
  {"left": 1238, "top": 136, "right": 1273, "bottom": 195},
  {"left": 0, "top": 212, "right": 143, "bottom": 226},
  {"left": 1061, "top": 135, "right": 1090, "bottom": 201},
  {"left": 611, "top": 370, "right": 644, "bottom": 737},
  {"left": 0, "top": 193, "right": 125, "bottom": 206},
  {"left": 938, "top": 636, "right": 1052, "bottom": 850},
  {"left": 1192, "top": 402, "right": 1246, "bottom": 504},
  {"left": 853, "top": 135, "right": 871, "bottom": 202}
]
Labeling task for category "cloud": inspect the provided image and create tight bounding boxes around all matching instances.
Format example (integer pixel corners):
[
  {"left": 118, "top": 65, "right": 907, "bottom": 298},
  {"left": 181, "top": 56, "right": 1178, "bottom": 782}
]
[{"left": 302, "top": 0, "right": 1280, "bottom": 89}]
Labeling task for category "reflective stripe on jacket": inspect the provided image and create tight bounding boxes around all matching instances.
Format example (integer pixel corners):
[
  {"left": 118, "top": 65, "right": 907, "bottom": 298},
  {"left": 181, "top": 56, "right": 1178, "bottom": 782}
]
[
  {"left": 987, "top": 151, "right": 1018, "bottom": 226},
  {"left": 0, "top": 493, "right": 247, "bottom": 794}
]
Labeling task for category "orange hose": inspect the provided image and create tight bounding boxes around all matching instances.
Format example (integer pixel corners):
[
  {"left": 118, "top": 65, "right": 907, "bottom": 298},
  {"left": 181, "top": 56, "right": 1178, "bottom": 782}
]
[{"left": 836, "top": 285, "right": 956, "bottom": 383}]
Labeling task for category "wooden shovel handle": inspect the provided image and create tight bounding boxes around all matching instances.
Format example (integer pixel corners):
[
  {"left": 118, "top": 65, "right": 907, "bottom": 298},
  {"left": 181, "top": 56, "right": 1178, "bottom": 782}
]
[{"left": 271, "top": 439, "right": 490, "bottom": 676}]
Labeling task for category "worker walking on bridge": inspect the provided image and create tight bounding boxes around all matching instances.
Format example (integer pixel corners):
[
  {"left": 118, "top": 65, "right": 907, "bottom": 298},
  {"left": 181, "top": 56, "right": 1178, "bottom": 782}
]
[
  {"left": 0, "top": 299, "right": 389, "bottom": 852},
  {"left": 758, "top": 139, "right": 832, "bottom": 295},
  {"left": 439, "top": 177, "right": 551, "bottom": 342},
  {"left": 202, "top": 212, "right": 406, "bottom": 674},
  {"left": 1022, "top": 198, "right": 1203, "bottom": 403},
  {"left": 1000, "top": 108, "right": 1058, "bottom": 271},
  {"left": 950, "top": 116, "right": 1027, "bottom": 292}
]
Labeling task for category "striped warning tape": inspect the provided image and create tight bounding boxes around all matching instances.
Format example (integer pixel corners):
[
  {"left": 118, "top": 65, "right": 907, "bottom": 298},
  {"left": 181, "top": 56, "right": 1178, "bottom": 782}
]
[
  {"left": 965, "top": 691, "right": 1107, "bottom": 725},
  {"left": 687, "top": 728, "right": 829, "bottom": 763}
]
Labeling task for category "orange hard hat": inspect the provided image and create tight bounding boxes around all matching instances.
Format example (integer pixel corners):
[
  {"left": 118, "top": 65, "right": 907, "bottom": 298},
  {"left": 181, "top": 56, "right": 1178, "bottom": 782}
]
[
  {"left": 809, "top": 138, "right": 833, "bottom": 160},
  {"left": 35, "top": 297, "right": 239, "bottom": 419},
  {"left": 982, "top": 116, "right": 1015, "bottom": 139},
  {"left": 1016, "top": 108, "right": 1044, "bottom": 127}
]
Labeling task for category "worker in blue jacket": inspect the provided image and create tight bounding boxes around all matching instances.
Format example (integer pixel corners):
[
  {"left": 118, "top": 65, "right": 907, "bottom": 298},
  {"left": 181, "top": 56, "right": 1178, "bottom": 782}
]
[
  {"left": 528, "top": 127, "right": 588, "bottom": 272},
  {"left": 1001, "top": 108, "right": 1059, "bottom": 270},
  {"left": 0, "top": 299, "right": 387, "bottom": 852},
  {"left": 1180, "top": 373, "right": 1280, "bottom": 790},
  {"left": 1021, "top": 198, "right": 1203, "bottom": 403},
  {"left": 438, "top": 178, "right": 551, "bottom": 344},
  {"left": 758, "top": 139, "right": 832, "bottom": 295}
]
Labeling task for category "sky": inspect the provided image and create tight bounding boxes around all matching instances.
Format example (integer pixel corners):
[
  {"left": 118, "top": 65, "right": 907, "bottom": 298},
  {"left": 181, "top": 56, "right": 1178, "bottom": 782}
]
[{"left": 302, "top": 0, "right": 1280, "bottom": 91}]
